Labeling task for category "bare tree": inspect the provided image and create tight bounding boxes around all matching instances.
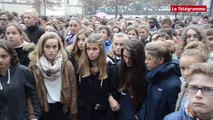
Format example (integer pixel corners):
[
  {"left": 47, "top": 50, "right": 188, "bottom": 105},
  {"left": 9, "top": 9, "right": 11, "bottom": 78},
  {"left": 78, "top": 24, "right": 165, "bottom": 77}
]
[
  {"left": 80, "top": 0, "right": 104, "bottom": 14},
  {"left": 33, "top": 0, "right": 62, "bottom": 15}
]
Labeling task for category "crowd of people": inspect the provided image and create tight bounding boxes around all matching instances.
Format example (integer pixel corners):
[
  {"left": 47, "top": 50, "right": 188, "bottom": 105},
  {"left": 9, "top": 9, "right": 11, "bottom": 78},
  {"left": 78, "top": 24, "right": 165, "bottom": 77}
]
[{"left": 0, "top": 9, "right": 213, "bottom": 120}]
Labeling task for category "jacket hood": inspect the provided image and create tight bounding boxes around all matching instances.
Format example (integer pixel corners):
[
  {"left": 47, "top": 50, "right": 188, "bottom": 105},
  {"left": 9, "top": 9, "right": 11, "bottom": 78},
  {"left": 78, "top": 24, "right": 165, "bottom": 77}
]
[
  {"left": 146, "top": 59, "right": 181, "bottom": 83},
  {"left": 22, "top": 42, "right": 36, "bottom": 52},
  {"left": 0, "top": 63, "right": 18, "bottom": 90},
  {"left": 28, "top": 49, "right": 37, "bottom": 61}
]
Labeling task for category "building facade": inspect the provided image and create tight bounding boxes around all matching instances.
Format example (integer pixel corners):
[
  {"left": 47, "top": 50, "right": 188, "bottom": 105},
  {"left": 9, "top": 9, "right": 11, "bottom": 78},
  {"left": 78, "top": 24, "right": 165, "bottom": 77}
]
[{"left": 0, "top": 0, "right": 83, "bottom": 16}]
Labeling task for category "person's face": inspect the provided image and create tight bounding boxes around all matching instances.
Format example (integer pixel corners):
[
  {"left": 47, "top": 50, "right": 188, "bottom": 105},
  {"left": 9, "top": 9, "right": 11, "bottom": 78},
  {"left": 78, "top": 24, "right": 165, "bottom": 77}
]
[
  {"left": 175, "top": 29, "right": 181, "bottom": 39},
  {"left": 145, "top": 53, "right": 163, "bottom": 70},
  {"left": 45, "top": 25, "right": 55, "bottom": 32},
  {"left": 86, "top": 43, "right": 100, "bottom": 61},
  {"left": 139, "top": 28, "right": 149, "bottom": 40},
  {"left": 120, "top": 22, "right": 127, "bottom": 32},
  {"left": 99, "top": 29, "right": 108, "bottom": 40},
  {"left": 23, "top": 13, "right": 38, "bottom": 27},
  {"left": 202, "top": 18, "right": 208, "bottom": 24},
  {"left": 186, "top": 29, "right": 199, "bottom": 44},
  {"left": 112, "top": 28, "right": 120, "bottom": 35},
  {"left": 207, "top": 35, "right": 213, "bottom": 51},
  {"left": 6, "top": 26, "right": 23, "bottom": 47},
  {"left": 123, "top": 49, "right": 131, "bottom": 67},
  {"left": 0, "top": 14, "right": 10, "bottom": 28},
  {"left": 69, "top": 20, "right": 81, "bottom": 35},
  {"left": 0, "top": 47, "right": 11, "bottom": 73},
  {"left": 113, "top": 37, "right": 125, "bottom": 56},
  {"left": 149, "top": 19, "right": 155, "bottom": 29},
  {"left": 127, "top": 30, "right": 137, "bottom": 39},
  {"left": 180, "top": 56, "right": 201, "bottom": 79},
  {"left": 43, "top": 38, "right": 59, "bottom": 61},
  {"left": 94, "top": 21, "right": 101, "bottom": 28},
  {"left": 58, "top": 21, "right": 65, "bottom": 30},
  {"left": 187, "top": 73, "right": 213, "bottom": 118},
  {"left": 209, "top": 21, "right": 213, "bottom": 28},
  {"left": 162, "top": 23, "right": 171, "bottom": 28},
  {"left": 77, "top": 33, "right": 86, "bottom": 51}
]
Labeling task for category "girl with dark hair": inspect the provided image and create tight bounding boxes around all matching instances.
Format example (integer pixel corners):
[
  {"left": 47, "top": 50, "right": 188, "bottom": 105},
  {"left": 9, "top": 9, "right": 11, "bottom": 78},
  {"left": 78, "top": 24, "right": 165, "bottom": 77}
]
[
  {"left": 111, "top": 26, "right": 121, "bottom": 36},
  {"left": 126, "top": 26, "right": 139, "bottom": 40},
  {"left": 115, "top": 39, "right": 147, "bottom": 120},
  {"left": 68, "top": 27, "right": 93, "bottom": 89},
  {"left": 0, "top": 39, "right": 41, "bottom": 120},
  {"left": 98, "top": 25, "right": 112, "bottom": 53},
  {"left": 68, "top": 27, "right": 93, "bottom": 71}
]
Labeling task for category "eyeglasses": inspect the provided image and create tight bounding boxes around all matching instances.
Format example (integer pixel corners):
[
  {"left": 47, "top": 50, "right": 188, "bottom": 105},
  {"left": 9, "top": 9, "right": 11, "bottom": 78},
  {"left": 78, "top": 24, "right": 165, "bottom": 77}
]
[
  {"left": 186, "top": 34, "right": 199, "bottom": 39},
  {"left": 0, "top": 18, "right": 9, "bottom": 21},
  {"left": 187, "top": 85, "right": 213, "bottom": 96}
]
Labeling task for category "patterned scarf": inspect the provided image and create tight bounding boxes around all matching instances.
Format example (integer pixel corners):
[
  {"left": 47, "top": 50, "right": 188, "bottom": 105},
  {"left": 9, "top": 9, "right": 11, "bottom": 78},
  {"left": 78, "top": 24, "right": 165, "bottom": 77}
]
[{"left": 38, "top": 52, "right": 62, "bottom": 81}]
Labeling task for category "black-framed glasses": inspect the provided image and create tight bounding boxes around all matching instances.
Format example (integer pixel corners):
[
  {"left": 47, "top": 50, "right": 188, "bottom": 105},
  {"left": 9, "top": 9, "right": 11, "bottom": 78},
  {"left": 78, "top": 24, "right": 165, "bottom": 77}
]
[{"left": 187, "top": 85, "right": 213, "bottom": 96}]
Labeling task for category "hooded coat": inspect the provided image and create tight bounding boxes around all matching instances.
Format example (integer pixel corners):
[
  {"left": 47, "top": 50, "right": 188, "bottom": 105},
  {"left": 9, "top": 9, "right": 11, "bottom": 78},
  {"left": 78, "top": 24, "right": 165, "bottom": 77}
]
[
  {"left": 140, "top": 60, "right": 181, "bottom": 120},
  {"left": 0, "top": 63, "right": 41, "bottom": 120},
  {"left": 15, "top": 41, "right": 35, "bottom": 66}
]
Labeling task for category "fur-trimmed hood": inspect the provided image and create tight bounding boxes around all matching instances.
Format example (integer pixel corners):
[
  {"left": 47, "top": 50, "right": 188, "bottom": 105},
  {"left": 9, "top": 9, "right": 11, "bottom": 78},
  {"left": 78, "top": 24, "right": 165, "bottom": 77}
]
[
  {"left": 22, "top": 42, "right": 36, "bottom": 52},
  {"left": 28, "top": 48, "right": 37, "bottom": 62}
]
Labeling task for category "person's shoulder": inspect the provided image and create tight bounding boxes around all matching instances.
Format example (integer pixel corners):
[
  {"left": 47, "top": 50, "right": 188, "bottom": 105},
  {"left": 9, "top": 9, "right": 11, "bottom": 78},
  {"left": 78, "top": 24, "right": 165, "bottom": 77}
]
[
  {"left": 164, "top": 109, "right": 195, "bottom": 120},
  {"left": 23, "top": 42, "right": 36, "bottom": 52},
  {"left": 63, "top": 60, "right": 74, "bottom": 69},
  {"left": 164, "top": 110, "right": 183, "bottom": 120},
  {"left": 14, "top": 63, "right": 31, "bottom": 74},
  {"left": 16, "top": 63, "right": 28, "bottom": 70}
]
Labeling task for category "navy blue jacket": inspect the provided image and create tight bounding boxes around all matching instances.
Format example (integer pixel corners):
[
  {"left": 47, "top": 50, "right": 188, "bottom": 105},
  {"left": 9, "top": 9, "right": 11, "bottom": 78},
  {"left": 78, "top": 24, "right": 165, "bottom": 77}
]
[
  {"left": 164, "top": 108, "right": 196, "bottom": 120},
  {"left": 140, "top": 60, "right": 181, "bottom": 120}
]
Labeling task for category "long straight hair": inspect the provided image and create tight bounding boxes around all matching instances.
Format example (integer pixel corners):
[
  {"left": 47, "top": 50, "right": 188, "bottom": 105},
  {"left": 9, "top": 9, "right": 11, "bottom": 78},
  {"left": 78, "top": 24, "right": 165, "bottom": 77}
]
[
  {"left": 78, "top": 33, "right": 107, "bottom": 80},
  {"left": 31, "top": 32, "right": 67, "bottom": 61},
  {"left": 118, "top": 39, "right": 147, "bottom": 106},
  {"left": 71, "top": 27, "right": 93, "bottom": 62}
]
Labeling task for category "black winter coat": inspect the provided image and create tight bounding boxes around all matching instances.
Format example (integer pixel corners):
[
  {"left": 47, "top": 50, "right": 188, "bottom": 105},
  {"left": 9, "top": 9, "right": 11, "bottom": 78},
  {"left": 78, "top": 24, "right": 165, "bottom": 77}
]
[
  {"left": 0, "top": 64, "right": 41, "bottom": 120},
  {"left": 25, "top": 25, "right": 44, "bottom": 44},
  {"left": 77, "top": 64, "right": 116, "bottom": 120}
]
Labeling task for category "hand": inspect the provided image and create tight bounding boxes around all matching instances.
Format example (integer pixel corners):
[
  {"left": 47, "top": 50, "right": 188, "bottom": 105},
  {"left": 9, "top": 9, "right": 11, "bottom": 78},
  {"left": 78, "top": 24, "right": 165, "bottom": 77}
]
[{"left": 108, "top": 95, "right": 120, "bottom": 111}]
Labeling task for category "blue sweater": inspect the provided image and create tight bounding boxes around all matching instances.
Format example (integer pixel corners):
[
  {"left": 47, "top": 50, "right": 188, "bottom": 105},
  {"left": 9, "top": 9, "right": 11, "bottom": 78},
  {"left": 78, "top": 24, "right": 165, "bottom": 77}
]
[
  {"left": 105, "top": 39, "right": 112, "bottom": 54},
  {"left": 140, "top": 60, "right": 181, "bottom": 120},
  {"left": 164, "top": 108, "right": 196, "bottom": 120}
]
